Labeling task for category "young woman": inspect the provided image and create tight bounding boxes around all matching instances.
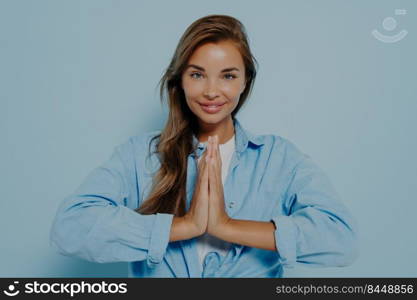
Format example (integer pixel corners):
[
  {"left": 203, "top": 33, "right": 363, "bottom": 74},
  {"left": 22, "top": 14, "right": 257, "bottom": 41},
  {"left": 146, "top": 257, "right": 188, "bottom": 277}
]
[{"left": 50, "top": 15, "right": 358, "bottom": 277}]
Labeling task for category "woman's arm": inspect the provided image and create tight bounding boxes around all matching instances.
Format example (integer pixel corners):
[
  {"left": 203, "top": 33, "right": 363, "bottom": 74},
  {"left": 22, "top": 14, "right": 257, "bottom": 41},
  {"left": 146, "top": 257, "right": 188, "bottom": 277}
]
[
  {"left": 211, "top": 219, "right": 277, "bottom": 251},
  {"left": 50, "top": 137, "right": 176, "bottom": 266},
  {"left": 212, "top": 155, "right": 359, "bottom": 268},
  {"left": 170, "top": 216, "right": 202, "bottom": 242}
]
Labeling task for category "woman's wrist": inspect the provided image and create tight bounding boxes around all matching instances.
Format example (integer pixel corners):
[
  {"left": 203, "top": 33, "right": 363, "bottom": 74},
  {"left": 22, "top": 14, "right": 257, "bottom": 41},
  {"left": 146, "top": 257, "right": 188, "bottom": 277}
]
[
  {"left": 183, "top": 213, "right": 205, "bottom": 237},
  {"left": 169, "top": 215, "right": 202, "bottom": 242}
]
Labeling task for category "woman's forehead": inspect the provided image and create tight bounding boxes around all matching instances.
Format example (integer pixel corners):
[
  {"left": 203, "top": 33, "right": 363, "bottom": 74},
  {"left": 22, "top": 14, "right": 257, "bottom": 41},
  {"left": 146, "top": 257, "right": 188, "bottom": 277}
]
[{"left": 187, "top": 41, "right": 244, "bottom": 70}]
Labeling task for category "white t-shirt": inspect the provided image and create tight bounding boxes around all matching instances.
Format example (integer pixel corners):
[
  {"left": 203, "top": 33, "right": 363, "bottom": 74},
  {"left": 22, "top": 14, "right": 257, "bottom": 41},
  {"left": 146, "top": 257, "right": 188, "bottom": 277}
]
[{"left": 195, "top": 135, "right": 235, "bottom": 274}]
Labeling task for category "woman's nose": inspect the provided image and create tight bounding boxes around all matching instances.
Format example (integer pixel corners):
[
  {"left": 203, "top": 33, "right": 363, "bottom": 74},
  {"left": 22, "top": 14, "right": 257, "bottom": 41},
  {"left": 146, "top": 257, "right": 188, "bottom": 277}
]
[
  {"left": 203, "top": 80, "right": 220, "bottom": 99},
  {"left": 203, "top": 91, "right": 219, "bottom": 99}
]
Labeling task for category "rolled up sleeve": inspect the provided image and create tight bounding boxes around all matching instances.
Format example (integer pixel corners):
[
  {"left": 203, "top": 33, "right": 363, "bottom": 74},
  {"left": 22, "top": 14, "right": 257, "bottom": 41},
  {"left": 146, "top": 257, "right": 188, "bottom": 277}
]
[
  {"left": 147, "top": 212, "right": 174, "bottom": 267},
  {"left": 50, "top": 138, "right": 174, "bottom": 265},
  {"left": 271, "top": 155, "right": 359, "bottom": 268}
]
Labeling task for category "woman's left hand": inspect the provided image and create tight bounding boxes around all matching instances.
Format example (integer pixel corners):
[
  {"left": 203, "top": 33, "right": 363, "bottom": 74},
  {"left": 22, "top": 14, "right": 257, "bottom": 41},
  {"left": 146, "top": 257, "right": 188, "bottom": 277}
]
[{"left": 207, "top": 135, "right": 231, "bottom": 236}]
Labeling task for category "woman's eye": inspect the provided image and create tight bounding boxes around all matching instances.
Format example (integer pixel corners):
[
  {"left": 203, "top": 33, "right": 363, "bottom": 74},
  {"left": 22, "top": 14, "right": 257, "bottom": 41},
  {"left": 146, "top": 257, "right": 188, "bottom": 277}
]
[
  {"left": 190, "top": 72, "right": 202, "bottom": 79},
  {"left": 224, "top": 73, "right": 237, "bottom": 80}
]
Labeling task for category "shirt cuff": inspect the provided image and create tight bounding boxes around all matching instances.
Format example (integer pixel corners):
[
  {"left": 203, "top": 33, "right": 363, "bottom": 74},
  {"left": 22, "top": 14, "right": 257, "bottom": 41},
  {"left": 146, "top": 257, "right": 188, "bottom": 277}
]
[
  {"left": 271, "top": 215, "right": 298, "bottom": 268},
  {"left": 146, "top": 213, "right": 174, "bottom": 268}
]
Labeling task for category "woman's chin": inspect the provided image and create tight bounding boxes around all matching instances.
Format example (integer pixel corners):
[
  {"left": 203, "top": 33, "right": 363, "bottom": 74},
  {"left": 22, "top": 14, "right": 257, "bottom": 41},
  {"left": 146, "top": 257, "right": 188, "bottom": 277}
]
[{"left": 196, "top": 114, "right": 229, "bottom": 126}]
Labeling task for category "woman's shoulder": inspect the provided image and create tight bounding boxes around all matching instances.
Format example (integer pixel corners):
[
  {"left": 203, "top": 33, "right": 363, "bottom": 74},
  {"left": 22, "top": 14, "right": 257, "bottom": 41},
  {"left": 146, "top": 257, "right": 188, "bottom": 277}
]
[
  {"left": 112, "top": 130, "right": 161, "bottom": 159},
  {"left": 129, "top": 130, "right": 161, "bottom": 147},
  {"left": 254, "top": 132, "right": 307, "bottom": 156},
  {"left": 252, "top": 132, "right": 311, "bottom": 169}
]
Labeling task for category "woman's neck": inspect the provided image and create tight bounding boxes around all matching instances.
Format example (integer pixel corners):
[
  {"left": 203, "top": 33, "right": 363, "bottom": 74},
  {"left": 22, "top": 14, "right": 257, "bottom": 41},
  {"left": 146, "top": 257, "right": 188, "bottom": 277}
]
[{"left": 197, "top": 117, "right": 235, "bottom": 144}]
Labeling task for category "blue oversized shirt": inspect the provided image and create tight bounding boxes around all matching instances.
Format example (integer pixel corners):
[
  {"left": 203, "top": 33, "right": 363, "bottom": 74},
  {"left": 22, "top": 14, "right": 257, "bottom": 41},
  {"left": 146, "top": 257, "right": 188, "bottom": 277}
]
[{"left": 50, "top": 118, "right": 358, "bottom": 277}]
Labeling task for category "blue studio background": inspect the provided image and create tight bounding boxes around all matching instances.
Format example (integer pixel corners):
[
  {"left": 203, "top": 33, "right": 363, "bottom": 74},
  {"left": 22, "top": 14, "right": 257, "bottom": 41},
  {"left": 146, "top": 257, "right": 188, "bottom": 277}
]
[{"left": 1, "top": 0, "right": 416, "bottom": 277}]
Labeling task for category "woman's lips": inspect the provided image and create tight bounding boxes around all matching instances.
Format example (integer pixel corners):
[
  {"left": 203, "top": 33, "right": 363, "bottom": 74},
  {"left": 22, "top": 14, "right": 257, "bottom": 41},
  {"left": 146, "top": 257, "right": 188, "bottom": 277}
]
[{"left": 199, "top": 103, "right": 225, "bottom": 114}]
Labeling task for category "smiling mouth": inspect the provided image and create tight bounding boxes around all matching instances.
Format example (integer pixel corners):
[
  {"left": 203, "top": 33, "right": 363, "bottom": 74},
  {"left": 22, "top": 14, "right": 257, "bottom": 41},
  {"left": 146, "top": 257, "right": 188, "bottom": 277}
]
[
  {"left": 199, "top": 103, "right": 225, "bottom": 114},
  {"left": 201, "top": 104, "right": 224, "bottom": 108}
]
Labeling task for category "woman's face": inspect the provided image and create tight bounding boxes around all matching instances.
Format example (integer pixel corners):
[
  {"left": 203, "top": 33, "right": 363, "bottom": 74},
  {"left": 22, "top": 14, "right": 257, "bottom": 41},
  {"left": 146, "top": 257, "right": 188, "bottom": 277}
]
[{"left": 181, "top": 40, "right": 246, "bottom": 128}]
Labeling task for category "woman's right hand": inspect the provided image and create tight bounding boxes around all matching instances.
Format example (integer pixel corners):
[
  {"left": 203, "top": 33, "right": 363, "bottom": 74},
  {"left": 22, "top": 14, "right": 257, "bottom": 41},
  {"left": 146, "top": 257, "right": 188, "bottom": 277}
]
[{"left": 184, "top": 141, "right": 211, "bottom": 237}]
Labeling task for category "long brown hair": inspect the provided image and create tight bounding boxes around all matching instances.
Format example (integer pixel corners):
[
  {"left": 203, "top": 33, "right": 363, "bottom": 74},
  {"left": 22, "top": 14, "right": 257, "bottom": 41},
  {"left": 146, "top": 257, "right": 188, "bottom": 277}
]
[{"left": 135, "top": 15, "right": 258, "bottom": 216}]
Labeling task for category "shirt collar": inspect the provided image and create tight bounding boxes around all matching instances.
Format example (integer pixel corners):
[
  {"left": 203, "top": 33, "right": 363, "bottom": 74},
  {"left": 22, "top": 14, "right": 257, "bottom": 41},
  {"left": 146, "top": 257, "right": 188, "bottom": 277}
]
[{"left": 191, "top": 118, "right": 264, "bottom": 155}]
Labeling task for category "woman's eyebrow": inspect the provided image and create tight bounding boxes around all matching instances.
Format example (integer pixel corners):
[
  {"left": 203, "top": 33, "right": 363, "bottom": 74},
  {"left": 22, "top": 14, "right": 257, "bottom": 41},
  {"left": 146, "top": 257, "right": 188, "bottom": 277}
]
[{"left": 186, "top": 64, "right": 240, "bottom": 72}]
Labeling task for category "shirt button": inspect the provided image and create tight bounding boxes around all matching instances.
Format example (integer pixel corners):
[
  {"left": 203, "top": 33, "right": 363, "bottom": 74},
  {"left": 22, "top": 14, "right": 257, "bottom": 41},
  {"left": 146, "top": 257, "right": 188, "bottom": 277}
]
[{"left": 228, "top": 201, "right": 235, "bottom": 208}]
